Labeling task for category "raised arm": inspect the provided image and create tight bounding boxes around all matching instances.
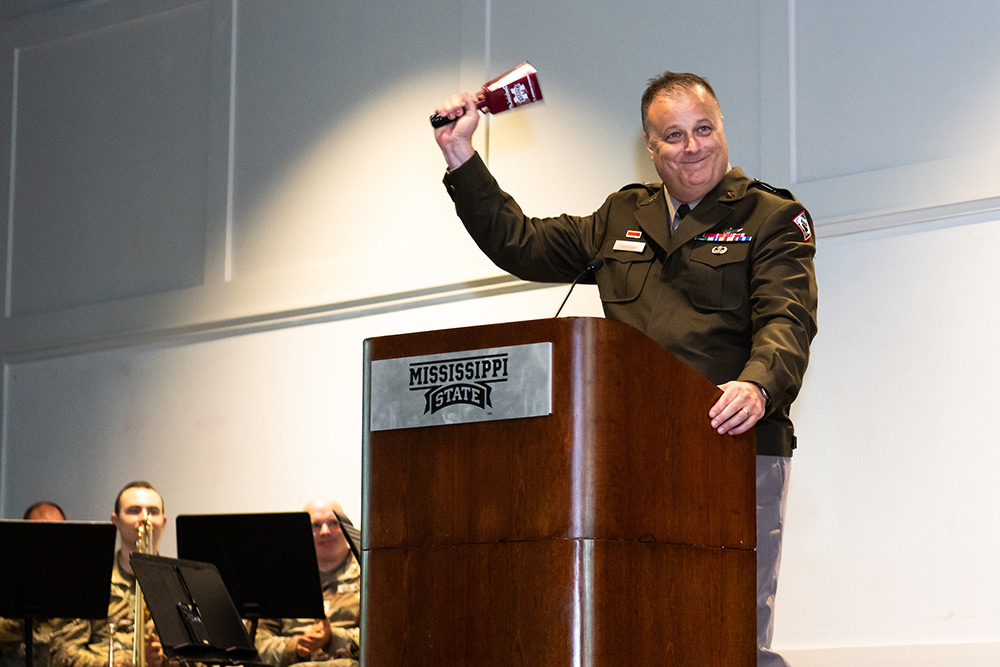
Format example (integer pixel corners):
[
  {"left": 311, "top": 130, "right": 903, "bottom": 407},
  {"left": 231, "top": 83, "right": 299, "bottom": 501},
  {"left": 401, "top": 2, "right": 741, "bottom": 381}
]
[{"left": 432, "top": 91, "right": 480, "bottom": 170}]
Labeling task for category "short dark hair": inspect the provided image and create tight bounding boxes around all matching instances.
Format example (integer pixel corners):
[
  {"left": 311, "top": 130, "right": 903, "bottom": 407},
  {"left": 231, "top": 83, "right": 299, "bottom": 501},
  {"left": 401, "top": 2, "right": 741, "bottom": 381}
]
[
  {"left": 23, "top": 500, "right": 66, "bottom": 520},
  {"left": 114, "top": 480, "right": 163, "bottom": 515},
  {"left": 641, "top": 71, "right": 720, "bottom": 133}
]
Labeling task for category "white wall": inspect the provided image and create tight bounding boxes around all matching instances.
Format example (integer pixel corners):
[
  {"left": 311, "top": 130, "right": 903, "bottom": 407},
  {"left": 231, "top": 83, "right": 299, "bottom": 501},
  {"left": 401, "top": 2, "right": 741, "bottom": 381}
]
[
  {"left": 778, "top": 210, "right": 1000, "bottom": 663},
  {"left": 1, "top": 280, "right": 603, "bottom": 554},
  {"left": 1, "top": 1, "right": 999, "bottom": 664},
  {"left": 760, "top": 0, "right": 1000, "bottom": 660}
]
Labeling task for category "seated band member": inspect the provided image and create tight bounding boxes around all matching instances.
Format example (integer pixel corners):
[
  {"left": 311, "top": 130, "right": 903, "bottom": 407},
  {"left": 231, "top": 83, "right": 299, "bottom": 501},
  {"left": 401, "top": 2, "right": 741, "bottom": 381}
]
[
  {"left": 23, "top": 501, "right": 67, "bottom": 523},
  {"left": 255, "top": 499, "right": 360, "bottom": 667},
  {"left": 50, "top": 481, "right": 170, "bottom": 667},
  {"left": 0, "top": 501, "right": 67, "bottom": 667}
]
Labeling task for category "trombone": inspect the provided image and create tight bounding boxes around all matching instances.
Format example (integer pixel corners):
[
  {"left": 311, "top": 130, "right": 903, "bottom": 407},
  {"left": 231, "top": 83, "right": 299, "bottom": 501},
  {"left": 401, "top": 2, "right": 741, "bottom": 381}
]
[{"left": 132, "top": 514, "right": 154, "bottom": 667}]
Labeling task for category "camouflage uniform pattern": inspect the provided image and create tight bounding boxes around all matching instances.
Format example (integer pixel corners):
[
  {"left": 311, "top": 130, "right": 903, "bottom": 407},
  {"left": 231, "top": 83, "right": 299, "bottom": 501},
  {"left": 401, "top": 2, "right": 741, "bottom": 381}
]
[
  {"left": 49, "top": 553, "right": 161, "bottom": 667},
  {"left": 1, "top": 617, "right": 55, "bottom": 667},
  {"left": 254, "top": 554, "right": 360, "bottom": 667}
]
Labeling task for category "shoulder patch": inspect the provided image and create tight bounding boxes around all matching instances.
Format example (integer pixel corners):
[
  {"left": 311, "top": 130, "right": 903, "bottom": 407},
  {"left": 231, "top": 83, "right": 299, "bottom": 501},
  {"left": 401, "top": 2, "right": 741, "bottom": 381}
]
[
  {"left": 750, "top": 179, "right": 795, "bottom": 200},
  {"left": 792, "top": 210, "right": 812, "bottom": 241}
]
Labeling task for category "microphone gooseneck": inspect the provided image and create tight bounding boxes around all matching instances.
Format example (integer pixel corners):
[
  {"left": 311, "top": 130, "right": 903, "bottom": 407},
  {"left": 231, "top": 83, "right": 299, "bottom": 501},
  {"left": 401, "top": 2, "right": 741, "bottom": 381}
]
[{"left": 554, "top": 258, "right": 604, "bottom": 318}]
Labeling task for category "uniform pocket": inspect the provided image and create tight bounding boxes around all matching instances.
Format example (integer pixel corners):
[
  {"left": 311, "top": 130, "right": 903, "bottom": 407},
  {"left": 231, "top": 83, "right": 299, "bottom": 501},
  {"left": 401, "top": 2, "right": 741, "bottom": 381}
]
[
  {"left": 597, "top": 245, "right": 655, "bottom": 303},
  {"left": 687, "top": 243, "right": 750, "bottom": 311}
]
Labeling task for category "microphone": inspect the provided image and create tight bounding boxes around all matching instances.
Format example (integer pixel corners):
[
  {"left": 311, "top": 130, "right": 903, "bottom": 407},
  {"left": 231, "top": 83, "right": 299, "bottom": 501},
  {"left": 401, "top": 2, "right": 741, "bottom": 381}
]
[{"left": 554, "top": 258, "right": 604, "bottom": 318}]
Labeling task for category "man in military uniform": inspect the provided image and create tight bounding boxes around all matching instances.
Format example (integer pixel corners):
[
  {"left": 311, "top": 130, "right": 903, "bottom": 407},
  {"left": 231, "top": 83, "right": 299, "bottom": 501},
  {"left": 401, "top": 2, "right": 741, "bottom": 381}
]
[
  {"left": 49, "top": 482, "right": 169, "bottom": 667},
  {"left": 0, "top": 501, "right": 67, "bottom": 667},
  {"left": 22, "top": 501, "right": 67, "bottom": 522},
  {"left": 0, "top": 617, "right": 48, "bottom": 667},
  {"left": 433, "top": 71, "right": 817, "bottom": 667},
  {"left": 254, "top": 499, "right": 360, "bottom": 667}
]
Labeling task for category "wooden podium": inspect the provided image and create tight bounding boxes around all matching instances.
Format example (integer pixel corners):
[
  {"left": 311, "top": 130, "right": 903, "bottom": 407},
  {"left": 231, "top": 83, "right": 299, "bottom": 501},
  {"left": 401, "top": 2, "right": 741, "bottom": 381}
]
[{"left": 361, "top": 317, "right": 755, "bottom": 666}]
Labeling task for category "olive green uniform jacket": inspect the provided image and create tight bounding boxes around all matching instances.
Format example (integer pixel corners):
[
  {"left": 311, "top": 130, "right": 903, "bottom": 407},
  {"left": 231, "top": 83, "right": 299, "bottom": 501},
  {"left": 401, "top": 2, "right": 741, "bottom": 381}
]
[{"left": 443, "top": 153, "right": 818, "bottom": 457}]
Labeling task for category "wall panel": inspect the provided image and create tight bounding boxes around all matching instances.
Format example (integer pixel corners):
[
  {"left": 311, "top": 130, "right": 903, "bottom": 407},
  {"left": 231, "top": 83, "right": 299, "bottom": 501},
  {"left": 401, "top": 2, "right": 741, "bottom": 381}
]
[
  {"left": 762, "top": 0, "right": 1000, "bottom": 225},
  {"left": 775, "top": 212, "right": 1000, "bottom": 655},
  {"left": 8, "top": 2, "right": 217, "bottom": 316},
  {"left": 0, "top": 0, "right": 232, "bottom": 352}
]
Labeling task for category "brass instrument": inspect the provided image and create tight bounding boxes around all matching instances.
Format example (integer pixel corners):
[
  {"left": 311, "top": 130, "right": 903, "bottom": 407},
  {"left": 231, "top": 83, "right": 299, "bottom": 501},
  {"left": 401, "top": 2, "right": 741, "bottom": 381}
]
[
  {"left": 132, "top": 514, "right": 154, "bottom": 667},
  {"left": 108, "top": 622, "right": 115, "bottom": 667}
]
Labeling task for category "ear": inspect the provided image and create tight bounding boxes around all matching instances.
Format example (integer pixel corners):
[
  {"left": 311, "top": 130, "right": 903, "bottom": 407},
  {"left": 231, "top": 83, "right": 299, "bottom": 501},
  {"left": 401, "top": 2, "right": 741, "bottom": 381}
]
[{"left": 643, "top": 131, "right": 654, "bottom": 156}]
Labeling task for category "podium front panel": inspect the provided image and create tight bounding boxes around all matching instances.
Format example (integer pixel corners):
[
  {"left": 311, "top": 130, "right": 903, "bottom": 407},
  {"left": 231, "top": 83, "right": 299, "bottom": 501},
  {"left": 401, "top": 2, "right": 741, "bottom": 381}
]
[
  {"left": 363, "top": 317, "right": 755, "bottom": 550},
  {"left": 362, "top": 539, "right": 754, "bottom": 667},
  {"left": 362, "top": 317, "right": 755, "bottom": 666}
]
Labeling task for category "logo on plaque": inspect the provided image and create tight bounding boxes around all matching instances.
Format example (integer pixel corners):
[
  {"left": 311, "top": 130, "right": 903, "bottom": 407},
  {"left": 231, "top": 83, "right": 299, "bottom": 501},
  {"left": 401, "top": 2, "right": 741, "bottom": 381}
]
[
  {"left": 408, "top": 353, "right": 509, "bottom": 414},
  {"left": 368, "top": 342, "right": 552, "bottom": 431}
]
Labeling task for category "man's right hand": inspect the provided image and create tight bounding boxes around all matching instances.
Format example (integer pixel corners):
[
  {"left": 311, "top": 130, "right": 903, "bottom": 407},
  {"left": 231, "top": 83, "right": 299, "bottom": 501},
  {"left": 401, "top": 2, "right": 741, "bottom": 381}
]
[
  {"left": 144, "top": 637, "right": 165, "bottom": 667},
  {"left": 433, "top": 91, "right": 479, "bottom": 170}
]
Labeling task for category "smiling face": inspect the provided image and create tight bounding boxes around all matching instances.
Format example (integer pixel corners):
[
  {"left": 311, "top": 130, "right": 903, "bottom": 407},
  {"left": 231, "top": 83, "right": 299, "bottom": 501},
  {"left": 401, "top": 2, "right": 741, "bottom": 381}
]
[
  {"left": 306, "top": 499, "right": 351, "bottom": 572},
  {"left": 643, "top": 84, "right": 729, "bottom": 203}
]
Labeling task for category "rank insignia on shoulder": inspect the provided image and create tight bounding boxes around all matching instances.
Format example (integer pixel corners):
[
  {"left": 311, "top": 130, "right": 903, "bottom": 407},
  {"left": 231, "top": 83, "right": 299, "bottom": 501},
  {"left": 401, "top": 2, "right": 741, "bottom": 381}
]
[
  {"left": 751, "top": 179, "right": 794, "bottom": 200},
  {"left": 793, "top": 210, "right": 812, "bottom": 241},
  {"left": 695, "top": 229, "right": 752, "bottom": 243},
  {"left": 619, "top": 182, "right": 659, "bottom": 204},
  {"left": 618, "top": 182, "right": 657, "bottom": 192}
]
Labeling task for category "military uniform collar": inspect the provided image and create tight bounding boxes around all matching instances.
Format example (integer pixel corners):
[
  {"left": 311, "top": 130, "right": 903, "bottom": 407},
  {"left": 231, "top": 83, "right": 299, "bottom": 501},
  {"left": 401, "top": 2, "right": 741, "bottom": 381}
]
[
  {"left": 112, "top": 549, "right": 136, "bottom": 586},
  {"left": 665, "top": 167, "right": 749, "bottom": 255},
  {"left": 715, "top": 166, "right": 751, "bottom": 202},
  {"left": 632, "top": 187, "right": 670, "bottom": 257},
  {"left": 630, "top": 167, "right": 751, "bottom": 257}
]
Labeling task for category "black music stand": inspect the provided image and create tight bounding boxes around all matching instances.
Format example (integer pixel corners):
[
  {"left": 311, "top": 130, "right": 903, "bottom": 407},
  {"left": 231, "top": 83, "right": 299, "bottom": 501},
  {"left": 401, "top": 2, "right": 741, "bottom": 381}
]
[
  {"left": 332, "top": 510, "right": 361, "bottom": 566},
  {"left": 0, "top": 521, "right": 116, "bottom": 667},
  {"left": 130, "top": 553, "right": 261, "bottom": 665},
  {"left": 174, "top": 513, "right": 323, "bottom": 640}
]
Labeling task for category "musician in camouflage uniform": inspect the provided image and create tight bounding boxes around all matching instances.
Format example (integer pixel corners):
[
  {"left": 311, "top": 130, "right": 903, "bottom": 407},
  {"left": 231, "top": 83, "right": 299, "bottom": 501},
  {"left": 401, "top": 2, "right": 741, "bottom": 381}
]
[
  {"left": 0, "top": 501, "right": 67, "bottom": 667},
  {"left": 49, "top": 482, "right": 169, "bottom": 667},
  {"left": 254, "top": 499, "right": 360, "bottom": 667}
]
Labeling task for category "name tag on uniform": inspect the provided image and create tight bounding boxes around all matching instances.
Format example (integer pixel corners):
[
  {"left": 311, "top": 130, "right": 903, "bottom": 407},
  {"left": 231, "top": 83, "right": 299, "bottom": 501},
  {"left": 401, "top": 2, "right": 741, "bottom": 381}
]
[{"left": 613, "top": 239, "right": 646, "bottom": 253}]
